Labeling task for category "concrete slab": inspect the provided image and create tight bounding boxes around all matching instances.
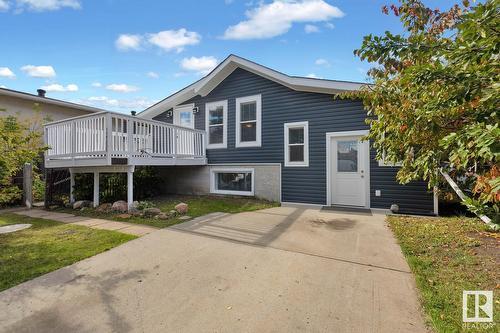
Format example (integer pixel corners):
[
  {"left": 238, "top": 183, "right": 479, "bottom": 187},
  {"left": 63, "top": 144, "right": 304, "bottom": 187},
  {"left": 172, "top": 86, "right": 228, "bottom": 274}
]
[
  {"left": 70, "top": 218, "right": 109, "bottom": 227},
  {"left": 89, "top": 221, "right": 132, "bottom": 231},
  {"left": 118, "top": 225, "right": 157, "bottom": 236},
  {"left": 0, "top": 207, "right": 427, "bottom": 332}
]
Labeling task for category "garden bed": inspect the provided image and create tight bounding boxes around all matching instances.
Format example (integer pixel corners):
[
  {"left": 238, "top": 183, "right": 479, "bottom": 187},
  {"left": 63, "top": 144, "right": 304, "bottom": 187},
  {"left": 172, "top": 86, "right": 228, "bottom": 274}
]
[
  {"left": 58, "top": 195, "right": 279, "bottom": 228},
  {"left": 388, "top": 216, "right": 499, "bottom": 332}
]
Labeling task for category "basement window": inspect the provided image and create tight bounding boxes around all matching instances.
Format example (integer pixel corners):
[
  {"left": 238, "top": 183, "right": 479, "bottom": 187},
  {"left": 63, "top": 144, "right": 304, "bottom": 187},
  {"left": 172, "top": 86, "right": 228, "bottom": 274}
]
[{"left": 210, "top": 168, "right": 254, "bottom": 196}]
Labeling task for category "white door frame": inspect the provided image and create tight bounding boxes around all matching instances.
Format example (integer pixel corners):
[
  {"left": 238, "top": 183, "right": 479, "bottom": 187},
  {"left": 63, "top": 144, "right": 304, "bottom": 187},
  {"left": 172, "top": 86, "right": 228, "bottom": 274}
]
[
  {"left": 326, "top": 130, "right": 370, "bottom": 208},
  {"left": 173, "top": 104, "right": 195, "bottom": 128}
]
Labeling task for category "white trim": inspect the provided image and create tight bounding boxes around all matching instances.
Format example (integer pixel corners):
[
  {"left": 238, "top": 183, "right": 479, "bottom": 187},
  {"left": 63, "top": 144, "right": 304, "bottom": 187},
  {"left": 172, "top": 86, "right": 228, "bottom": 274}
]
[
  {"left": 235, "top": 94, "right": 262, "bottom": 148},
  {"left": 138, "top": 55, "right": 367, "bottom": 119},
  {"left": 326, "top": 130, "right": 370, "bottom": 208},
  {"left": 284, "top": 121, "right": 309, "bottom": 167},
  {"left": 205, "top": 100, "right": 228, "bottom": 149},
  {"left": 210, "top": 167, "right": 255, "bottom": 196},
  {"left": 173, "top": 103, "right": 195, "bottom": 129}
]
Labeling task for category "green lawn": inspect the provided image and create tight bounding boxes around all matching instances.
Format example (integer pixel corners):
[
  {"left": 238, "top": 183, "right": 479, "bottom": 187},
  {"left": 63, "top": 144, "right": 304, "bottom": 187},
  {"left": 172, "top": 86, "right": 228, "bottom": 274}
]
[
  {"left": 0, "top": 213, "right": 136, "bottom": 292},
  {"left": 388, "top": 216, "right": 499, "bottom": 332},
  {"left": 64, "top": 195, "right": 279, "bottom": 228}
]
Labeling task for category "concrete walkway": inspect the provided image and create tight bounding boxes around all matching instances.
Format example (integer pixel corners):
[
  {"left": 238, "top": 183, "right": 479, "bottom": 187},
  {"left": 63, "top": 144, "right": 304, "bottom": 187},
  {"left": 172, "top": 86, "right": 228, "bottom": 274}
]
[
  {"left": 0, "top": 207, "right": 427, "bottom": 332},
  {"left": 12, "top": 208, "right": 157, "bottom": 236}
]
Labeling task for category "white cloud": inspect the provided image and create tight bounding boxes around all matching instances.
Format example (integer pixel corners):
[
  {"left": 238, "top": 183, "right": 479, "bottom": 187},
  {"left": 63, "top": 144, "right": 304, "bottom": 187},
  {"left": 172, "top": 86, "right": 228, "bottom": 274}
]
[
  {"left": 315, "top": 58, "right": 330, "bottom": 67},
  {"left": 115, "top": 34, "right": 143, "bottom": 51},
  {"left": 147, "top": 28, "right": 201, "bottom": 53},
  {"left": 224, "top": 0, "right": 234, "bottom": 4},
  {"left": 82, "top": 96, "right": 155, "bottom": 111},
  {"left": 0, "top": 85, "right": 7, "bottom": 88},
  {"left": 0, "top": 0, "right": 10, "bottom": 11},
  {"left": 304, "top": 24, "right": 319, "bottom": 33},
  {"left": 180, "top": 56, "right": 218, "bottom": 75},
  {"left": 223, "top": 0, "right": 344, "bottom": 40},
  {"left": 105, "top": 83, "right": 139, "bottom": 93},
  {"left": 325, "top": 22, "right": 334, "bottom": 29},
  {"left": 15, "top": 0, "right": 81, "bottom": 12},
  {"left": 0, "top": 67, "right": 15, "bottom": 78},
  {"left": 306, "top": 73, "right": 321, "bottom": 78},
  {"left": 21, "top": 65, "right": 56, "bottom": 78},
  {"left": 147, "top": 71, "right": 159, "bottom": 79},
  {"left": 91, "top": 82, "right": 102, "bottom": 87},
  {"left": 41, "top": 83, "right": 78, "bottom": 92}
]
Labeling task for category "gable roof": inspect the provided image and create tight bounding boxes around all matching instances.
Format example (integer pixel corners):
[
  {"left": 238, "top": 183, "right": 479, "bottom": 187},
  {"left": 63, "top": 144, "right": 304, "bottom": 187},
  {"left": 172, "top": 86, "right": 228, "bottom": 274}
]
[
  {"left": 139, "top": 54, "right": 367, "bottom": 119},
  {"left": 0, "top": 87, "right": 105, "bottom": 114}
]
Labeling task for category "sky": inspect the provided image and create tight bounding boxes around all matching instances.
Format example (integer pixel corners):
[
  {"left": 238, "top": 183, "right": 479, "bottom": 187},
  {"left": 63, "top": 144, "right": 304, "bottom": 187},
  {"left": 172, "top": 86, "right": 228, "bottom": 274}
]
[{"left": 0, "top": 0, "right": 458, "bottom": 113}]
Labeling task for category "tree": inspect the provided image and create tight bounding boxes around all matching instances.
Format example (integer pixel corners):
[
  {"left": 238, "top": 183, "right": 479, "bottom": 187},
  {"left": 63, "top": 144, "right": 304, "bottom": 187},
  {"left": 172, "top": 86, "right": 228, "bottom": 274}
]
[
  {"left": 0, "top": 105, "right": 47, "bottom": 206},
  {"left": 344, "top": 0, "right": 499, "bottom": 224}
]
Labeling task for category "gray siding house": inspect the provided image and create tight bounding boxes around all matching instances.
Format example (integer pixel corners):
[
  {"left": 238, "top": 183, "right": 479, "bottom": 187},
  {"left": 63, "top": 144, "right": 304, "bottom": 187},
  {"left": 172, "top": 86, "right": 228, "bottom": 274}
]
[
  {"left": 141, "top": 55, "right": 436, "bottom": 215},
  {"left": 43, "top": 55, "right": 436, "bottom": 215}
]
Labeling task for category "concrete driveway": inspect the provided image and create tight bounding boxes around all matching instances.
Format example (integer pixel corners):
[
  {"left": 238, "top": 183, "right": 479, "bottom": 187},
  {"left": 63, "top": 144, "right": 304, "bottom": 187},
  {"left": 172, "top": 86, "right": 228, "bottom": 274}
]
[{"left": 0, "top": 207, "right": 427, "bottom": 333}]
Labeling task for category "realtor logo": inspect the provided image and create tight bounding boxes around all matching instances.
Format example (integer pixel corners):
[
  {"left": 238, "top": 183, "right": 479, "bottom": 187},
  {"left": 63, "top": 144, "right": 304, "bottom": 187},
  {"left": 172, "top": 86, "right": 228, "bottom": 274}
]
[{"left": 463, "top": 291, "right": 493, "bottom": 322}]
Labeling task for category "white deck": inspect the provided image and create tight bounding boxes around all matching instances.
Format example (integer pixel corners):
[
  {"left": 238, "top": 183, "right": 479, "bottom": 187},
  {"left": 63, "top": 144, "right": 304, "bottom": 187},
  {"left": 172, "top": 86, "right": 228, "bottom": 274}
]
[{"left": 44, "top": 111, "right": 207, "bottom": 168}]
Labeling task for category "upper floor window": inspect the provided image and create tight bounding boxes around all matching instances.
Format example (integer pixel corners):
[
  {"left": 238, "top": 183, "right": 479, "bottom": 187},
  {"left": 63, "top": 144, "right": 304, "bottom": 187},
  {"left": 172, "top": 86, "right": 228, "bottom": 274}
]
[
  {"left": 284, "top": 121, "right": 309, "bottom": 167},
  {"left": 205, "top": 100, "right": 227, "bottom": 149},
  {"left": 235, "top": 94, "right": 261, "bottom": 148}
]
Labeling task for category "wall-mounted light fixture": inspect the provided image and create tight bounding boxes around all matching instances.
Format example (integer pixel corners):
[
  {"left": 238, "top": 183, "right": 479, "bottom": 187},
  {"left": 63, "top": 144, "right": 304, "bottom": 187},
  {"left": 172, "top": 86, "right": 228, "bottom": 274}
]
[
  {"left": 192, "top": 106, "right": 199, "bottom": 114},
  {"left": 166, "top": 110, "right": 173, "bottom": 117}
]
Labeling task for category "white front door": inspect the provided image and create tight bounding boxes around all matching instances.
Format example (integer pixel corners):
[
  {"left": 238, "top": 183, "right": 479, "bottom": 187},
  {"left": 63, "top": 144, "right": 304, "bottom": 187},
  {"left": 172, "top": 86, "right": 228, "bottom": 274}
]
[
  {"left": 173, "top": 105, "right": 194, "bottom": 128},
  {"left": 330, "top": 135, "right": 369, "bottom": 207}
]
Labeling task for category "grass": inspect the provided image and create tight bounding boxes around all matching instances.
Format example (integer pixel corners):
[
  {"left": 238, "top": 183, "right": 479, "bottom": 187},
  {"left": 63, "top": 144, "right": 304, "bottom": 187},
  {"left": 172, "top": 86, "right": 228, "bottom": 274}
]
[
  {"left": 388, "top": 216, "right": 499, "bottom": 332},
  {"left": 0, "top": 213, "right": 136, "bottom": 292},
  {"left": 62, "top": 195, "right": 279, "bottom": 228}
]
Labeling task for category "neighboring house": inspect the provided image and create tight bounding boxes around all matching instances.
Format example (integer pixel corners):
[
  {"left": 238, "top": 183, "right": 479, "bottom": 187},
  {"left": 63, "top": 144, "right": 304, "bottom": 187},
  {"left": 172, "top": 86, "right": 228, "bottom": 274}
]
[
  {"left": 0, "top": 87, "right": 103, "bottom": 126},
  {"left": 44, "top": 55, "right": 436, "bottom": 215}
]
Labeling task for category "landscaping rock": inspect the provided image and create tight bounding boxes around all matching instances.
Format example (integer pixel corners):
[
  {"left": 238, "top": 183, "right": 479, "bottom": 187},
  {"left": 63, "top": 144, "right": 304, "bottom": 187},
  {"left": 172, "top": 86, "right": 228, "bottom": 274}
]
[
  {"left": 156, "top": 213, "right": 170, "bottom": 220},
  {"left": 143, "top": 207, "right": 161, "bottom": 217},
  {"left": 178, "top": 215, "right": 191, "bottom": 221},
  {"left": 131, "top": 201, "right": 140, "bottom": 209},
  {"left": 116, "top": 213, "right": 131, "bottom": 219},
  {"left": 96, "top": 203, "right": 112, "bottom": 213},
  {"left": 112, "top": 200, "right": 128, "bottom": 212},
  {"left": 175, "top": 202, "right": 188, "bottom": 214},
  {"left": 73, "top": 200, "right": 92, "bottom": 210}
]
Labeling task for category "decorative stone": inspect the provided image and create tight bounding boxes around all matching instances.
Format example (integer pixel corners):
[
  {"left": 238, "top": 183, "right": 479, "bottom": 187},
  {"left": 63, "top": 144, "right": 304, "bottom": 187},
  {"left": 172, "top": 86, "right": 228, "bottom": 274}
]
[
  {"left": 178, "top": 215, "right": 191, "bottom": 221},
  {"left": 73, "top": 200, "right": 92, "bottom": 209},
  {"left": 96, "top": 203, "right": 112, "bottom": 213},
  {"left": 130, "top": 210, "right": 143, "bottom": 217},
  {"left": 156, "top": 213, "right": 170, "bottom": 220},
  {"left": 143, "top": 207, "right": 161, "bottom": 217},
  {"left": 116, "top": 213, "right": 132, "bottom": 219},
  {"left": 112, "top": 200, "right": 128, "bottom": 212},
  {"left": 0, "top": 224, "right": 32, "bottom": 234},
  {"left": 175, "top": 202, "right": 188, "bottom": 214}
]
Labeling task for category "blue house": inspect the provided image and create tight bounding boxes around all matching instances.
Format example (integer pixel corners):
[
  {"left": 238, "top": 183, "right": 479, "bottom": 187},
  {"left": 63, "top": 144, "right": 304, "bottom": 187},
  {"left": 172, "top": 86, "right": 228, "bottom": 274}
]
[{"left": 44, "top": 55, "right": 436, "bottom": 215}]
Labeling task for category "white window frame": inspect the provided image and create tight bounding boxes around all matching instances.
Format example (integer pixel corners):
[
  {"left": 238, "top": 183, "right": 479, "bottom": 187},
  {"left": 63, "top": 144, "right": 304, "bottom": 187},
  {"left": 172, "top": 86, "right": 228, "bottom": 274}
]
[
  {"left": 378, "top": 151, "right": 403, "bottom": 167},
  {"left": 173, "top": 103, "right": 195, "bottom": 129},
  {"left": 210, "top": 167, "right": 255, "bottom": 196},
  {"left": 284, "top": 121, "right": 309, "bottom": 167},
  {"left": 235, "top": 94, "right": 261, "bottom": 148},
  {"left": 205, "top": 100, "right": 228, "bottom": 149}
]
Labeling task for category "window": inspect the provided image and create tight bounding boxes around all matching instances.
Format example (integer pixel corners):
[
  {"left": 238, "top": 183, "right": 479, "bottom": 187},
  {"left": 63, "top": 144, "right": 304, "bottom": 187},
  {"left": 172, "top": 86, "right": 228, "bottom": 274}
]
[
  {"left": 173, "top": 104, "right": 194, "bottom": 128},
  {"left": 235, "top": 94, "right": 261, "bottom": 147},
  {"left": 205, "top": 100, "right": 227, "bottom": 149},
  {"left": 284, "top": 121, "right": 309, "bottom": 167},
  {"left": 337, "top": 140, "right": 358, "bottom": 172},
  {"left": 378, "top": 132, "right": 402, "bottom": 167},
  {"left": 210, "top": 168, "right": 254, "bottom": 196}
]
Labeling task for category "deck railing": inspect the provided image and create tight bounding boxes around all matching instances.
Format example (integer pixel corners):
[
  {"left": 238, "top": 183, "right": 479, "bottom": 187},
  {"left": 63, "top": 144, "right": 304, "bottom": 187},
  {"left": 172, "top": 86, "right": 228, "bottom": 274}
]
[{"left": 44, "top": 111, "right": 206, "bottom": 165}]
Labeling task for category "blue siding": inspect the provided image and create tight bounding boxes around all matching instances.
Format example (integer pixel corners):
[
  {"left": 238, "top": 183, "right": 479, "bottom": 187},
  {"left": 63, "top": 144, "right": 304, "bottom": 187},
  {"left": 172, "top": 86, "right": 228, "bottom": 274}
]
[{"left": 153, "top": 68, "right": 434, "bottom": 213}]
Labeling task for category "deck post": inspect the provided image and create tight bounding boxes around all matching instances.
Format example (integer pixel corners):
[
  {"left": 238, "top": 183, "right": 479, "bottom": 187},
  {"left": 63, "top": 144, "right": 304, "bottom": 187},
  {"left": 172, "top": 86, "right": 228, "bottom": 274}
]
[
  {"left": 127, "top": 170, "right": 133, "bottom": 210},
  {"left": 69, "top": 170, "right": 75, "bottom": 204},
  {"left": 93, "top": 171, "right": 99, "bottom": 207}
]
